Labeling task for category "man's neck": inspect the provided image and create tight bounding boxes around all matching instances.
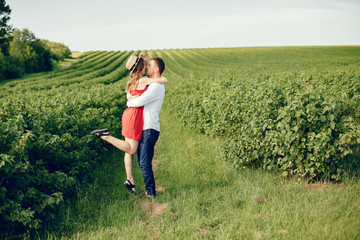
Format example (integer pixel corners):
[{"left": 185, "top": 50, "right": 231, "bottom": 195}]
[{"left": 150, "top": 73, "right": 161, "bottom": 78}]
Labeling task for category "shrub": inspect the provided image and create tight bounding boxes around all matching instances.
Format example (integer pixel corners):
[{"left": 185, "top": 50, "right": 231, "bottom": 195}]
[
  {"left": 0, "top": 50, "right": 130, "bottom": 236},
  {"left": 164, "top": 47, "right": 360, "bottom": 182}
]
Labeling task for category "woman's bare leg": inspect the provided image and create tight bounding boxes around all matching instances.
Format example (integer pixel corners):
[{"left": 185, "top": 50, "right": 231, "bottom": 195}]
[
  {"left": 99, "top": 134, "right": 139, "bottom": 154},
  {"left": 123, "top": 138, "right": 139, "bottom": 192},
  {"left": 124, "top": 153, "right": 134, "bottom": 183},
  {"left": 123, "top": 138, "right": 139, "bottom": 178},
  {"left": 99, "top": 135, "right": 132, "bottom": 153}
]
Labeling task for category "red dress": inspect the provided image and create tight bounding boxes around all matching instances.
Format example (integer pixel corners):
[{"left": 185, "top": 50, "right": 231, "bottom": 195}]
[{"left": 121, "top": 82, "right": 149, "bottom": 141}]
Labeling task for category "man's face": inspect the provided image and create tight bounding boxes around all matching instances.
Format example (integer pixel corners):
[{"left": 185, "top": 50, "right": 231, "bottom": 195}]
[{"left": 146, "top": 60, "right": 157, "bottom": 77}]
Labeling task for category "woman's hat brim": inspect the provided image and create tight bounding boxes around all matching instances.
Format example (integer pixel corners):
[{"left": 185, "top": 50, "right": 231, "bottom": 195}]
[{"left": 125, "top": 55, "right": 141, "bottom": 72}]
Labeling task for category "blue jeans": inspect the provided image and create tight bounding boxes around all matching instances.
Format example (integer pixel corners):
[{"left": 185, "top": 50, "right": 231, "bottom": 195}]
[{"left": 137, "top": 129, "right": 159, "bottom": 196}]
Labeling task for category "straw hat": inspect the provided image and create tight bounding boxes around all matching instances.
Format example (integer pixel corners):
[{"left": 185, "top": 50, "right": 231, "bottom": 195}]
[{"left": 125, "top": 55, "right": 140, "bottom": 72}]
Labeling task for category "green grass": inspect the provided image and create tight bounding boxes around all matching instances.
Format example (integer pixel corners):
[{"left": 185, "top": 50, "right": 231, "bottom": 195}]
[{"left": 43, "top": 101, "right": 360, "bottom": 240}]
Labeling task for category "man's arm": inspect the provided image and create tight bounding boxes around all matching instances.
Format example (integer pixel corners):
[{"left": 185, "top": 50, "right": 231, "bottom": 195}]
[
  {"left": 127, "top": 83, "right": 164, "bottom": 107},
  {"left": 139, "top": 76, "right": 167, "bottom": 85}
]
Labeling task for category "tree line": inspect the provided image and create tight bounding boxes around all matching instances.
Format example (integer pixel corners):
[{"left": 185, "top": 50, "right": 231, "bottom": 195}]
[{"left": 0, "top": 0, "right": 71, "bottom": 81}]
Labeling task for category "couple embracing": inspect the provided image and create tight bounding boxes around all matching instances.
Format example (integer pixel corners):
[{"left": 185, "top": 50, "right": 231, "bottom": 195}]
[{"left": 91, "top": 54, "right": 166, "bottom": 199}]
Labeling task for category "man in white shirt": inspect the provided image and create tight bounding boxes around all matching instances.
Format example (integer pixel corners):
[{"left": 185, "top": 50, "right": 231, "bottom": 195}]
[{"left": 127, "top": 56, "right": 166, "bottom": 198}]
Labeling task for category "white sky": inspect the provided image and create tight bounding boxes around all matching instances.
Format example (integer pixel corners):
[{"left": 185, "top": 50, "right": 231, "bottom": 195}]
[{"left": 6, "top": 0, "right": 360, "bottom": 52}]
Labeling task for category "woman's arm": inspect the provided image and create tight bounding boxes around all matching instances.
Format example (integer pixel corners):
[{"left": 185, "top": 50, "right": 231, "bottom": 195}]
[
  {"left": 139, "top": 76, "right": 167, "bottom": 85},
  {"left": 128, "top": 95, "right": 139, "bottom": 100},
  {"left": 127, "top": 92, "right": 139, "bottom": 100}
]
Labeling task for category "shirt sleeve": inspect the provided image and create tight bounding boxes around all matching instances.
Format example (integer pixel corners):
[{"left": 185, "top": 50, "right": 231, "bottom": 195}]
[{"left": 126, "top": 83, "right": 164, "bottom": 107}]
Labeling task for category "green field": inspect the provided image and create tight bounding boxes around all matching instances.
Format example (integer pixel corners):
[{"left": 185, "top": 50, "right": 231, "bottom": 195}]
[{"left": 1, "top": 46, "right": 359, "bottom": 239}]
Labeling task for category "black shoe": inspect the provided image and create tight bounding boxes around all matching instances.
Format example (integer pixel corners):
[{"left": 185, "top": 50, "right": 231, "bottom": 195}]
[
  {"left": 90, "top": 128, "right": 109, "bottom": 137},
  {"left": 123, "top": 180, "right": 136, "bottom": 194}
]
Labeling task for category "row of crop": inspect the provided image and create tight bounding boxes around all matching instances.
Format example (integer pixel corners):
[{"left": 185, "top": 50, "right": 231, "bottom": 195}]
[
  {"left": 37, "top": 51, "right": 129, "bottom": 90},
  {"left": 0, "top": 51, "right": 103, "bottom": 97},
  {"left": 1, "top": 50, "right": 134, "bottom": 107},
  {"left": 17, "top": 51, "right": 105, "bottom": 82},
  {"left": 161, "top": 47, "right": 360, "bottom": 181},
  {"left": 0, "top": 51, "right": 126, "bottom": 99},
  {"left": 0, "top": 51, "right": 133, "bottom": 108},
  {"left": 0, "top": 51, "right": 131, "bottom": 236},
  {"left": 0, "top": 51, "right": 94, "bottom": 98},
  {"left": 32, "top": 50, "right": 135, "bottom": 99}
]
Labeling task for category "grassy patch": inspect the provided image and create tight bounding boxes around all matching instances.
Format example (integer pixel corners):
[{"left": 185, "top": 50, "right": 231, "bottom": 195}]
[{"left": 57, "top": 52, "right": 83, "bottom": 69}]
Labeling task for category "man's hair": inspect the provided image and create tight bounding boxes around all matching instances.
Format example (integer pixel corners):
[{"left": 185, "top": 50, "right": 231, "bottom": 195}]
[{"left": 151, "top": 57, "right": 165, "bottom": 75}]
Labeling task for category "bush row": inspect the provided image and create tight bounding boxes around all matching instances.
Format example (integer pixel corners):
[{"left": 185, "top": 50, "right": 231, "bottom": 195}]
[
  {"left": 162, "top": 47, "right": 360, "bottom": 181},
  {"left": 0, "top": 51, "right": 131, "bottom": 235}
]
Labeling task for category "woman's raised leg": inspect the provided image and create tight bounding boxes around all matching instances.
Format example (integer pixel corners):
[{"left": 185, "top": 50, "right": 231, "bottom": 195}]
[{"left": 99, "top": 135, "right": 132, "bottom": 153}]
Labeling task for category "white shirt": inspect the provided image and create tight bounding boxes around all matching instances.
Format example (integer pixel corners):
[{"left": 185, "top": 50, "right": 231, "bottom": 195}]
[{"left": 126, "top": 83, "right": 165, "bottom": 132}]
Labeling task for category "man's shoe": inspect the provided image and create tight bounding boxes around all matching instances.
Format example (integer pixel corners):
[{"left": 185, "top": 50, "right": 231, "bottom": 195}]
[
  {"left": 144, "top": 195, "right": 155, "bottom": 199},
  {"left": 140, "top": 192, "right": 156, "bottom": 199}
]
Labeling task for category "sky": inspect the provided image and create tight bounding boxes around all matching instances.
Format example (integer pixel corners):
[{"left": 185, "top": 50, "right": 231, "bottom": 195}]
[{"left": 6, "top": 0, "right": 360, "bottom": 52}]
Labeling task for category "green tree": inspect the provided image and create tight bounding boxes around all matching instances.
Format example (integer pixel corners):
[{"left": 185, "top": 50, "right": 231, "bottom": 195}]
[
  {"left": 10, "top": 28, "right": 53, "bottom": 73},
  {"left": 0, "top": 0, "right": 12, "bottom": 56},
  {"left": 42, "top": 39, "right": 71, "bottom": 61}
]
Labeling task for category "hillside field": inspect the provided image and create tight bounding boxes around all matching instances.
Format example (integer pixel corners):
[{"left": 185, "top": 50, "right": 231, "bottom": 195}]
[{"left": 0, "top": 46, "right": 359, "bottom": 239}]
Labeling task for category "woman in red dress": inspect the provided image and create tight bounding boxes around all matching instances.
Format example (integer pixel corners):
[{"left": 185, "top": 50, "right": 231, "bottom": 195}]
[{"left": 91, "top": 54, "right": 167, "bottom": 193}]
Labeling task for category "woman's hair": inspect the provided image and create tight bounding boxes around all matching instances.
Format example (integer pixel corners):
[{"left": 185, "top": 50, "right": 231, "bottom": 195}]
[{"left": 126, "top": 58, "right": 145, "bottom": 93}]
